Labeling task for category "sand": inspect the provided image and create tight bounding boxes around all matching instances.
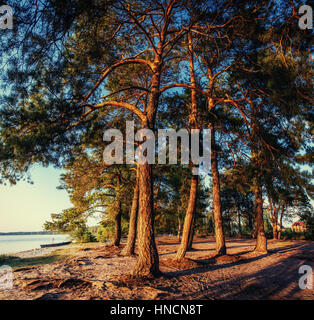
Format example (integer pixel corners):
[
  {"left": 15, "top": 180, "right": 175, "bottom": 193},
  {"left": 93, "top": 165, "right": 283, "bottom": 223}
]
[
  {"left": 12, "top": 244, "right": 81, "bottom": 259},
  {"left": 0, "top": 237, "right": 313, "bottom": 300}
]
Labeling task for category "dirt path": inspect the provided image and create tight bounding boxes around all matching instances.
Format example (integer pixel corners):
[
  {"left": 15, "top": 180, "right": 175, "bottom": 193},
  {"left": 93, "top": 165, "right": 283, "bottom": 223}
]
[{"left": 1, "top": 237, "right": 313, "bottom": 300}]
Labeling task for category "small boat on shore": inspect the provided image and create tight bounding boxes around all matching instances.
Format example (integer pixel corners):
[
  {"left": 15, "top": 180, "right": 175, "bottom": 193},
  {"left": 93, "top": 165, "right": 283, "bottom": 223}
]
[{"left": 40, "top": 241, "right": 72, "bottom": 248}]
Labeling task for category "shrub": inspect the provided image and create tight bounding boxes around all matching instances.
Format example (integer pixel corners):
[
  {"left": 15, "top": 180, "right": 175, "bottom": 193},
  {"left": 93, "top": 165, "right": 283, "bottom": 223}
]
[
  {"left": 97, "top": 224, "right": 114, "bottom": 242},
  {"left": 280, "top": 229, "right": 314, "bottom": 241},
  {"left": 96, "top": 219, "right": 129, "bottom": 242},
  {"left": 71, "top": 226, "right": 96, "bottom": 243},
  {"left": 81, "top": 231, "right": 96, "bottom": 243}
]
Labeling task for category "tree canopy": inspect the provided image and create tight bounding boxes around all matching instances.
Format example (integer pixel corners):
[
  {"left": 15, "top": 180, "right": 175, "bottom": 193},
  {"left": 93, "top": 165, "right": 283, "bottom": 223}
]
[{"left": 0, "top": 0, "right": 313, "bottom": 277}]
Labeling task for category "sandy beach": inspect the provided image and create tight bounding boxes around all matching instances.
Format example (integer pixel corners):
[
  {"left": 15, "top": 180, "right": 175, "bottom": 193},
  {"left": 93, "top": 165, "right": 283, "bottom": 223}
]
[
  {"left": 12, "top": 244, "right": 81, "bottom": 259},
  {"left": 0, "top": 237, "right": 313, "bottom": 300}
]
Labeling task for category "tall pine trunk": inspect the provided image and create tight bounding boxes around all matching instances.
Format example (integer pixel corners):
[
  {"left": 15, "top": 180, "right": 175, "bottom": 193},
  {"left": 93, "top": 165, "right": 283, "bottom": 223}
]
[
  {"left": 211, "top": 126, "right": 226, "bottom": 255},
  {"left": 175, "top": 32, "right": 199, "bottom": 260},
  {"left": 177, "top": 218, "right": 182, "bottom": 242},
  {"left": 133, "top": 161, "right": 159, "bottom": 276},
  {"left": 122, "top": 168, "right": 139, "bottom": 255},
  {"left": 187, "top": 213, "right": 195, "bottom": 251},
  {"left": 175, "top": 175, "right": 198, "bottom": 260},
  {"left": 267, "top": 193, "right": 278, "bottom": 240},
  {"left": 113, "top": 199, "right": 122, "bottom": 246},
  {"left": 249, "top": 214, "right": 255, "bottom": 238},
  {"left": 133, "top": 59, "right": 162, "bottom": 276},
  {"left": 237, "top": 207, "right": 242, "bottom": 236},
  {"left": 251, "top": 114, "right": 267, "bottom": 252},
  {"left": 272, "top": 219, "right": 278, "bottom": 239},
  {"left": 278, "top": 206, "right": 284, "bottom": 240},
  {"left": 254, "top": 179, "right": 267, "bottom": 252}
]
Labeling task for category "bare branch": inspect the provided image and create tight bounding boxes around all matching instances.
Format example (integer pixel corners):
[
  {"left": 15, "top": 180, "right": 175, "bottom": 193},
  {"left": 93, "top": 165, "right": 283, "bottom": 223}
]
[
  {"left": 82, "top": 58, "right": 154, "bottom": 103},
  {"left": 93, "top": 101, "right": 146, "bottom": 122}
]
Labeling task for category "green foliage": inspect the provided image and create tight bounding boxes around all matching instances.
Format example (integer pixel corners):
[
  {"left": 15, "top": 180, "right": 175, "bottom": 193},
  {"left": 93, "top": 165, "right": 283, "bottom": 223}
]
[
  {"left": 71, "top": 226, "right": 96, "bottom": 243},
  {"left": 0, "top": 253, "right": 69, "bottom": 269},
  {"left": 264, "top": 214, "right": 274, "bottom": 238},
  {"left": 0, "top": 0, "right": 313, "bottom": 250},
  {"left": 44, "top": 209, "right": 96, "bottom": 243},
  {"left": 96, "top": 220, "right": 129, "bottom": 242},
  {"left": 96, "top": 224, "right": 114, "bottom": 242},
  {"left": 299, "top": 210, "right": 314, "bottom": 240},
  {"left": 281, "top": 229, "right": 314, "bottom": 241}
]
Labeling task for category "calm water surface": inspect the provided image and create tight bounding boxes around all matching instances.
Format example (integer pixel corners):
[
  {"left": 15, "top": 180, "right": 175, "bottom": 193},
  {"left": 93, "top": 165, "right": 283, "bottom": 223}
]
[{"left": 0, "top": 234, "right": 70, "bottom": 255}]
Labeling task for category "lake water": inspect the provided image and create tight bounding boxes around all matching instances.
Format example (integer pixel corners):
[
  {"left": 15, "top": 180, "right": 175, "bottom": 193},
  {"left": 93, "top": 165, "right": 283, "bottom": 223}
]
[{"left": 0, "top": 234, "right": 71, "bottom": 255}]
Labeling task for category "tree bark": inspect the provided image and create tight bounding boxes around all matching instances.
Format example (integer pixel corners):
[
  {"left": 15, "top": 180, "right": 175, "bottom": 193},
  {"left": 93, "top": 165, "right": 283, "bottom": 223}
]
[
  {"left": 133, "top": 38, "right": 164, "bottom": 277},
  {"left": 175, "top": 32, "right": 200, "bottom": 260},
  {"left": 175, "top": 175, "right": 198, "bottom": 260},
  {"left": 254, "top": 179, "right": 267, "bottom": 253},
  {"left": 236, "top": 206, "right": 242, "bottom": 236},
  {"left": 278, "top": 206, "right": 284, "bottom": 240},
  {"left": 248, "top": 214, "right": 255, "bottom": 238},
  {"left": 133, "top": 161, "right": 159, "bottom": 276},
  {"left": 211, "top": 126, "right": 227, "bottom": 255},
  {"left": 177, "top": 218, "right": 182, "bottom": 242},
  {"left": 113, "top": 199, "right": 122, "bottom": 246},
  {"left": 267, "top": 193, "right": 278, "bottom": 240},
  {"left": 272, "top": 218, "right": 278, "bottom": 239},
  {"left": 122, "top": 168, "right": 139, "bottom": 256},
  {"left": 187, "top": 213, "right": 195, "bottom": 251}
]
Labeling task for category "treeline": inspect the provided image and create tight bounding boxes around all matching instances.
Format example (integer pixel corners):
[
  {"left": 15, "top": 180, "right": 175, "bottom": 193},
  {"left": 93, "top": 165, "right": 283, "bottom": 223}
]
[
  {"left": 0, "top": 232, "right": 58, "bottom": 236},
  {"left": 0, "top": 1, "right": 313, "bottom": 277}
]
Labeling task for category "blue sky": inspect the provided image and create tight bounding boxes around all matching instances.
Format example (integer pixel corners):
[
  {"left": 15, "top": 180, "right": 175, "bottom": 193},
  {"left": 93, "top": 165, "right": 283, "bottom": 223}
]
[
  {"left": 0, "top": 165, "right": 72, "bottom": 232},
  {"left": 0, "top": 163, "right": 309, "bottom": 232}
]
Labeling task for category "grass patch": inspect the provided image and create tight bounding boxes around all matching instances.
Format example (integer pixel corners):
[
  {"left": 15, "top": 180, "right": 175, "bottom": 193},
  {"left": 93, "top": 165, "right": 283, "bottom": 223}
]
[
  {"left": 0, "top": 253, "right": 70, "bottom": 269},
  {"left": 51, "top": 243, "right": 101, "bottom": 255},
  {"left": 0, "top": 242, "right": 102, "bottom": 269}
]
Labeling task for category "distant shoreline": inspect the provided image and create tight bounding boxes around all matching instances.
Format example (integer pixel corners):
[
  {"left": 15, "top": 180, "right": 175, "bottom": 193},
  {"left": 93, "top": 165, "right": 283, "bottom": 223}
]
[{"left": 0, "top": 231, "right": 61, "bottom": 236}]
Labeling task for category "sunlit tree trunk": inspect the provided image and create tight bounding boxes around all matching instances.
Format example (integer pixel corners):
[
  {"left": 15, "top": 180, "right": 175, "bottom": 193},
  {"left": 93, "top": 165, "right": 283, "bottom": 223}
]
[
  {"left": 177, "top": 218, "right": 182, "bottom": 242},
  {"left": 254, "top": 179, "right": 267, "bottom": 252},
  {"left": 134, "top": 160, "right": 159, "bottom": 276},
  {"left": 187, "top": 213, "right": 195, "bottom": 251},
  {"left": 210, "top": 125, "right": 227, "bottom": 255},
  {"left": 278, "top": 205, "right": 284, "bottom": 240},
  {"left": 267, "top": 193, "right": 278, "bottom": 240},
  {"left": 175, "top": 32, "right": 199, "bottom": 260},
  {"left": 122, "top": 168, "right": 139, "bottom": 255},
  {"left": 251, "top": 112, "right": 267, "bottom": 252},
  {"left": 113, "top": 199, "right": 122, "bottom": 246},
  {"left": 272, "top": 218, "right": 278, "bottom": 239},
  {"left": 248, "top": 214, "right": 255, "bottom": 238},
  {"left": 133, "top": 50, "right": 163, "bottom": 276},
  {"left": 132, "top": 0, "right": 178, "bottom": 276},
  {"left": 176, "top": 175, "right": 198, "bottom": 259},
  {"left": 236, "top": 205, "right": 242, "bottom": 236}
]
